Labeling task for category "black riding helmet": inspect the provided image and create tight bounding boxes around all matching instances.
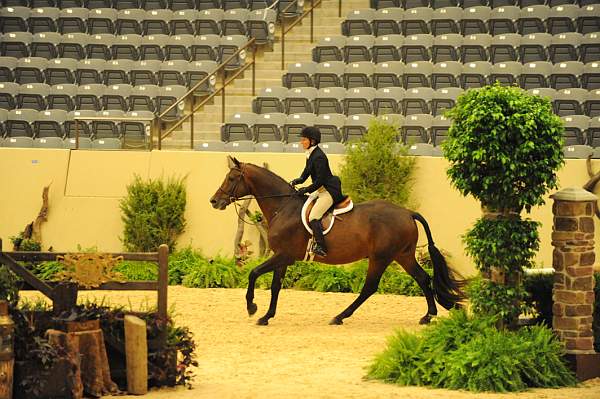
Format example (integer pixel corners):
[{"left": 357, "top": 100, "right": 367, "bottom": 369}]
[{"left": 300, "top": 126, "right": 321, "bottom": 145}]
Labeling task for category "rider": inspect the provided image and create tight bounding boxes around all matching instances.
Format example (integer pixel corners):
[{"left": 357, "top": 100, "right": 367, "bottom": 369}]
[{"left": 290, "top": 126, "right": 345, "bottom": 257}]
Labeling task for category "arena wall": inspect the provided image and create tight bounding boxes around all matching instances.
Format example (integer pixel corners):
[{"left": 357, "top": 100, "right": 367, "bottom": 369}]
[{"left": 0, "top": 148, "right": 595, "bottom": 276}]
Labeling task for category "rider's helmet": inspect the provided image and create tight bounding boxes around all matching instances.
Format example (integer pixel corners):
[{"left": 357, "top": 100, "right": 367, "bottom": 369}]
[{"left": 300, "top": 126, "right": 321, "bottom": 146}]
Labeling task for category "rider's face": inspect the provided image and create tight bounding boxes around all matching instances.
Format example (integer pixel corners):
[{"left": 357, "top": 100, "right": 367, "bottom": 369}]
[{"left": 300, "top": 137, "right": 311, "bottom": 150}]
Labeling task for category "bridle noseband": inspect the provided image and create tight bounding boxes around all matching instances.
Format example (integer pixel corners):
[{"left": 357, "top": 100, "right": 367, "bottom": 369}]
[{"left": 217, "top": 166, "right": 246, "bottom": 204}]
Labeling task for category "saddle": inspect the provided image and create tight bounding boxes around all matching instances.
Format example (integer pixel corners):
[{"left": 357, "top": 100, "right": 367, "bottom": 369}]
[{"left": 301, "top": 195, "right": 354, "bottom": 235}]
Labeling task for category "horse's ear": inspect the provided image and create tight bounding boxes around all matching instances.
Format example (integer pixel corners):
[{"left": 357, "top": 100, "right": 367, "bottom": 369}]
[{"left": 227, "top": 155, "right": 240, "bottom": 169}]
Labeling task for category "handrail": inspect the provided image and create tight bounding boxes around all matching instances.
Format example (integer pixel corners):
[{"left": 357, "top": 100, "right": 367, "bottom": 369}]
[
  {"left": 157, "top": 38, "right": 256, "bottom": 150},
  {"left": 281, "top": 0, "right": 323, "bottom": 70},
  {"left": 160, "top": 60, "right": 255, "bottom": 150}
]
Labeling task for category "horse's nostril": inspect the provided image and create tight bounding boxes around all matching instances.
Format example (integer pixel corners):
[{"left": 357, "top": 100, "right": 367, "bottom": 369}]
[{"left": 210, "top": 198, "right": 216, "bottom": 204}]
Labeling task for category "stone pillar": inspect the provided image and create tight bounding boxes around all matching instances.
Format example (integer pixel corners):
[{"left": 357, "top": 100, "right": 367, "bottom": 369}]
[{"left": 550, "top": 187, "right": 599, "bottom": 380}]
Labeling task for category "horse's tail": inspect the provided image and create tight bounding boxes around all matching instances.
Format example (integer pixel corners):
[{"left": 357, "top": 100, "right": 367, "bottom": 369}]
[{"left": 412, "top": 212, "right": 465, "bottom": 310}]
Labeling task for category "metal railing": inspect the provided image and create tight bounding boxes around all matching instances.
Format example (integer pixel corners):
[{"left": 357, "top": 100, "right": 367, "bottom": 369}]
[
  {"left": 157, "top": 38, "right": 257, "bottom": 150},
  {"left": 73, "top": 115, "right": 157, "bottom": 150},
  {"left": 280, "top": 0, "right": 323, "bottom": 69}
]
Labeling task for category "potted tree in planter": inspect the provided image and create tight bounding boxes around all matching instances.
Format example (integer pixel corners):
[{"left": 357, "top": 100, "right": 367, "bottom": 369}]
[{"left": 442, "top": 83, "right": 564, "bottom": 328}]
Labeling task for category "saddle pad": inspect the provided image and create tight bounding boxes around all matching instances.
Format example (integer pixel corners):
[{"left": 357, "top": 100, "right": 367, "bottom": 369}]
[{"left": 301, "top": 195, "right": 353, "bottom": 235}]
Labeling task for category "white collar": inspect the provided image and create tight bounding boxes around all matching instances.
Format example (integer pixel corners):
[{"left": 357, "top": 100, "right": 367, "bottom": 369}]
[{"left": 305, "top": 145, "right": 317, "bottom": 159}]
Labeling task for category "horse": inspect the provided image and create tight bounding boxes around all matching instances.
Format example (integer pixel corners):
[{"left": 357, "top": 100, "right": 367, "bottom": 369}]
[{"left": 210, "top": 156, "right": 464, "bottom": 326}]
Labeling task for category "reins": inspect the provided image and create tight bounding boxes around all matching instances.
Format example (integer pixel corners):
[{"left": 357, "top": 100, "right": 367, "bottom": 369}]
[{"left": 218, "top": 166, "right": 299, "bottom": 226}]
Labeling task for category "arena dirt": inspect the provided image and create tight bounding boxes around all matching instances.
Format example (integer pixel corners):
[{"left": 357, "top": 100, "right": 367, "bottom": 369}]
[{"left": 23, "top": 286, "right": 600, "bottom": 398}]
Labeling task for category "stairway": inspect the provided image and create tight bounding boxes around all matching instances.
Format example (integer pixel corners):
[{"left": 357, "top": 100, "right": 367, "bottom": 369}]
[{"left": 160, "top": 0, "right": 369, "bottom": 149}]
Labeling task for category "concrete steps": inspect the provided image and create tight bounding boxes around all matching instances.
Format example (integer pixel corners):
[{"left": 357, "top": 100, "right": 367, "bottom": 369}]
[{"left": 159, "top": 0, "right": 369, "bottom": 149}]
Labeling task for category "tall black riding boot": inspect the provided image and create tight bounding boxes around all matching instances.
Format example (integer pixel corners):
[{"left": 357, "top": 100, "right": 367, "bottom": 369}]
[{"left": 309, "top": 219, "right": 328, "bottom": 257}]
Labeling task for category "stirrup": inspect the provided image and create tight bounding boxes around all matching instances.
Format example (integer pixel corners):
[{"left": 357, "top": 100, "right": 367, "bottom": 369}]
[{"left": 312, "top": 242, "right": 327, "bottom": 257}]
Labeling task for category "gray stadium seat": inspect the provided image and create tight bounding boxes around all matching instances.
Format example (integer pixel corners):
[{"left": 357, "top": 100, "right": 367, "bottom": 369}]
[
  {"left": 0, "top": 56, "right": 17, "bottom": 82},
  {"left": 196, "top": 9, "right": 223, "bottom": 36},
  {"left": 0, "top": 7, "right": 30, "bottom": 34},
  {"left": 517, "top": 4, "right": 549, "bottom": 35},
  {"left": 158, "top": 59, "right": 187, "bottom": 86},
  {"left": 562, "top": 115, "right": 589, "bottom": 146},
  {"left": 169, "top": 8, "right": 197, "bottom": 36},
  {"left": 76, "top": 58, "right": 105, "bottom": 84},
  {"left": 431, "top": 7, "right": 461, "bottom": 36},
  {"left": 221, "top": 8, "right": 248, "bottom": 37},
  {"left": 283, "top": 61, "right": 316, "bottom": 88},
  {"left": 6, "top": 108, "right": 37, "bottom": 138},
  {"left": 320, "top": 142, "right": 345, "bottom": 154},
  {"left": 580, "top": 33, "right": 600, "bottom": 64},
  {"left": 87, "top": 8, "right": 117, "bottom": 35},
  {"left": 58, "top": 7, "right": 88, "bottom": 34},
  {"left": 402, "top": 7, "right": 432, "bottom": 36},
  {"left": 143, "top": 9, "right": 172, "bottom": 36},
  {"left": 460, "top": 61, "right": 491, "bottom": 89},
  {"left": 460, "top": 33, "right": 491, "bottom": 63},
  {"left": 554, "top": 88, "right": 586, "bottom": 116},
  {"left": 342, "top": 9, "right": 374, "bottom": 37},
  {"left": 48, "top": 83, "right": 76, "bottom": 110},
  {"left": 373, "top": 61, "right": 403, "bottom": 88},
  {"left": 582, "top": 62, "right": 600, "bottom": 90},
  {"left": 402, "top": 113, "right": 432, "bottom": 145},
  {"left": 488, "top": 5, "right": 519, "bottom": 36},
  {"left": 342, "top": 113, "right": 373, "bottom": 142},
  {"left": 224, "top": 140, "right": 254, "bottom": 152},
  {"left": 432, "top": 114, "right": 451, "bottom": 146},
  {"left": 103, "top": 83, "right": 132, "bottom": 111},
  {"left": 30, "top": 31, "right": 60, "bottom": 59},
  {"left": 156, "top": 84, "right": 187, "bottom": 121},
  {"left": 402, "top": 86, "right": 434, "bottom": 115},
  {"left": 314, "top": 61, "right": 345, "bottom": 89},
  {"left": 129, "top": 84, "right": 159, "bottom": 112},
  {"left": 344, "top": 35, "right": 375, "bottom": 63},
  {"left": 112, "top": 34, "right": 142, "bottom": 61},
  {"left": 403, "top": 60, "right": 433, "bottom": 88},
  {"left": 17, "top": 82, "right": 49, "bottom": 110},
  {"left": 86, "top": 33, "right": 114, "bottom": 60},
  {"left": 372, "top": 34, "right": 403, "bottom": 63},
  {"left": 218, "top": 35, "right": 248, "bottom": 71},
  {"left": 431, "top": 61, "right": 461, "bottom": 89},
  {"left": 520, "top": 61, "right": 553, "bottom": 89},
  {"left": 343, "top": 61, "right": 374, "bottom": 89},
  {"left": 314, "top": 113, "right": 345, "bottom": 142},
  {"left": 15, "top": 57, "right": 47, "bottom": 84},
  {"left": 254, "top": 141, "right": 285, "bottom": 152},
  {"left": 314, "top": 86, "right": 345, "bottom": 115},
  {"left": 519, "top": 33, "right": 551, "bottom": 64},
  {"left": 461, "top": 6, "right": 490, "bottom": 35},
  {"left": 116, "top": 9, "right": 145, "bottom": 35},
  {"left": 550, "top": 61, "right": 583, "bottom": 90},
  {"left": 490, "top": 33, "right": 520, "bottom": 63},
  {"left": 253, "top": 112, "right": 286, "bottom": 142},
  {"left": 489, "top": 61, "right": 522, "bottom": 86},
  {"left": 584, "top": 89, "right": 600, "bottom": 117},
  {"left": 58, "top": 32, "right": 87, "bottom": 60},
  {"left": 75, "top": 83, "right": 104, "bottom": 110},
  {"left": 165, "top": 34, "right": 194, "bottom": 61},
  {"left": 431, "top": 33, "right": 461, "bottom": 63},
  {"left": 431, "top": 86, "right": 462, "bottom": 116},
  {"left": 372, "top": 8, "right": 403, "bottom": 37},
  {"left": 130, "top": 59, "right": 160, "bottom": 86},
  {"left": 0, "top": 81, "right": 17, "bottom": 109},
  {"left": 0, "top": 32, "right": 32, "bottom": 58},
  {"left": 187, "top": 59, "right": 217, "bottom": 95},
  {"left": 252, "top": 86, "right": 286, "bottom": 114},
  {"left": 374, "top": 86, "right": 404, "bottom": 115},
  {"left": 139, "top": 34, "right": 168, "bottom": 61},
  {"left": 402, "top": 33, "right": 433, "bottom": 63},
  {"left": 247, "top": 8, "right": 276, "bottom": 47},
  {"left": 191, "top": 34, "right": 219, "bottom": 61},
  {"left": 222, "top": 111, "right": 256, "bottom": 142},
  {"left": 195, "top": 140, "right": 226, "bottom": 152},
  {"left": 313, "top": 36, "right": 345, "bottom": 63},
  {"left": 103, "top": 58, "right": 133, "bottom": 85},
  {"left": 547, "top": 4, "right": 578, "bottom": 35},
  {"left": 343, "top": 86, "right": 375, "bottom": 115},
  {"left": 34, "top": 108, "right": 67, "bottom": 146},
  {"left": 28, "top": 7, "right": 59, "bottom": 34},
  {"left": 284, "top": 87, "right": 317, "bottom": 114},
  {"left": 550, "top": 32, "right": 583, "bottom": 63}
]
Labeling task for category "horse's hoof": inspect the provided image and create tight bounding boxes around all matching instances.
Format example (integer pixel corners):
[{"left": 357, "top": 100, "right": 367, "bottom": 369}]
[
  {"left": 247, "top": 303, "right": 257, "bottom": 316},
  {"left": 256, "top": 317, "right": 269, "bottom": 326},
  {"left": 329, "top": 317, "right": 343, "bottom": 325},
  {"left": 419, "top": 314, "right": 432, "bottom": 325}
]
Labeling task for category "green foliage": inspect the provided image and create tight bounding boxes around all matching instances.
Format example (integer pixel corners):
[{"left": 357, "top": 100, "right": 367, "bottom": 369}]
[
  {"left": 367, "top": 310, "right": 576, "bottom": 392},
  {"left": 463, "top": 218, "right": 540, "bottom": 273},
  {"left": 181, "top": 256, "right": 239, "bottom": 288},
  {"left": 168, "top": 246, "right": 204, "bottom": 285},
  {"left": 339, "top": 118, "right": 416, "bottom": 206},
  {"left": 31, "top": 261, "right": 65, "bottom": 280},
  {"left": 113, "top": 261, "right": 158, "bottom": 281},
  {"left": 467, "top": 277, "right": 530, "bottom": 323},
  {"left": 442, "top": 83, "right": 564, "bottom": 213},
  {"left": 0, "top": 267, "right": 20, "bottom": 307},
  {"left": 10, "top": 232, "right": 41, "bottom": 251},
  {"left": 295, "top": 266, "right": 355, "bottom": 293},
  {"left": 120, "top": 175, "right": 187, "bottom": 252}
]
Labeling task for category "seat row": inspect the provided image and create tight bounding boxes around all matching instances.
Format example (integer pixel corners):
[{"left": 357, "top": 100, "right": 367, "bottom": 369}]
[
  {"left": 1, "top": 0, "right": 302, "bottom": 13},
  {"left": 252, "top": 85, "right": 600, "bottom": 116},
  {"left": 370, "top": 0, "right": 596, "bottom": 9},
  {"left": 312, "top": 33, "right": 600, "bottom": 64},
  {"left": 221, "top": 111, "right": 600, "bottom": 147},
  {"left": 0, "top": 82, "right": 189, "bottom": 117},
  {"left": 282, "top": 60, "right": 600, "bottom": 90},
  {"left": 0, "top": 58, "right": 218, "bottom": 89},
  {"left": 0, "top": 7, "right": 278, "bottom": 40},
  {"left": 0, "top": 108, "right": 153, "bottom": 149},
  {"left": 0, "top": 32, "right": 251, "bottom": 62},
  {"left": 341, "top": 5, "right": 599, "bottom": 37}
]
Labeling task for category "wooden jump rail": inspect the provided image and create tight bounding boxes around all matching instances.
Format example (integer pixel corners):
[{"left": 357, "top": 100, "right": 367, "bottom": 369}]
[{"left": 0, "top": 239, "right": 169, "bottom": 330}]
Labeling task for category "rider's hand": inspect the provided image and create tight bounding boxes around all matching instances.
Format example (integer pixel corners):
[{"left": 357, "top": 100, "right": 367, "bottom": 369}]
[
  {"left": 289, "top": 178, "right": 301, "bottom": 186},
  {"left": 297, "top": 187, "right": 309, "bottom": 195}
]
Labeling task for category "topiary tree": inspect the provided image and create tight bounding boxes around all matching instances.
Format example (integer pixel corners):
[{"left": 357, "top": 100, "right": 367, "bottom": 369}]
[
  {"left": 339, "top": 118, "right": 416, "bottom": 206},
  {"left": 120, "top": 175, "right": 187, "bottom": 252},
  {"left": 442, "top": 83, "right": 564, "bottom": 327}
]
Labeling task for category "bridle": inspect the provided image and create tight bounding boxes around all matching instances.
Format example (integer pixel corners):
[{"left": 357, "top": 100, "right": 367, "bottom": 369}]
[{"left": 217, "top": 165, "right": 298, "bottom": 225}]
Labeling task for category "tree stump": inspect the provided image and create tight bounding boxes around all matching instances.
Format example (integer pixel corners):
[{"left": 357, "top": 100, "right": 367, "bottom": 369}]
[
  {"left": 52, "top": 320, "right": 119, "bottom": 397},
  {"left": 46, "top": 329, "right": 83, "bottom": 399}
]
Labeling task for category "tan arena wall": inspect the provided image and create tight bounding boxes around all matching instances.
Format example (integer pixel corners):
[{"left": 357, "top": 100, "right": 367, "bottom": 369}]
[{"left": 0, "top": 148, "right": 596, "bottom": 277}]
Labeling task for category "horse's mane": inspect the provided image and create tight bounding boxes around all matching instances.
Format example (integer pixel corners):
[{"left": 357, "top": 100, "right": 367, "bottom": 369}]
[{"left": 244, "top": 163, "right": 296, "bottom": 194}]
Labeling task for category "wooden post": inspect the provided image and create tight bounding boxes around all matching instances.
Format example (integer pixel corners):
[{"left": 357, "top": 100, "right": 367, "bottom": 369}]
[
  {"left": 52, "top": 282, "right": 79, "bottom": 316},
  {"left": 157, "top": 244, "right": 168, "bottom": 323},
  {"left": 124, "top": 315, "right": 148, "bottom": 395}
]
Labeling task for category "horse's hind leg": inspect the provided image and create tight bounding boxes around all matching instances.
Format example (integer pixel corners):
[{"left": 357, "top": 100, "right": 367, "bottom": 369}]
[
  {"left": 330, "top": 257, "right": 389, "bottom": 325},
  {"left": 257, "top": 265, "right": 288, "bottom": 326},
  {"left": 399, "top": 255, "right": 437, "bottom": 324}
]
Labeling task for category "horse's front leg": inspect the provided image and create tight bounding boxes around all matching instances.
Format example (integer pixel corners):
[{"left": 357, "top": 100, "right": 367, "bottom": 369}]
[
  {"left": 257, "top": 265, "right": 289, "bottom": 326},
  {"left": 246, "top": 253, "right": 290, "bottom": 317}
]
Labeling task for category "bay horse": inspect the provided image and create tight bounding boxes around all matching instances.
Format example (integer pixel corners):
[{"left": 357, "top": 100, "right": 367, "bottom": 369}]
[{"left": 210, "top": 156, "right": 464, "bottom": 326}]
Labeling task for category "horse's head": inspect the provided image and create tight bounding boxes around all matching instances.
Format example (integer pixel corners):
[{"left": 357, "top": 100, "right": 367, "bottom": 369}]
[{"left": 210, "top": 156, "right": 252, "bottom": 210}]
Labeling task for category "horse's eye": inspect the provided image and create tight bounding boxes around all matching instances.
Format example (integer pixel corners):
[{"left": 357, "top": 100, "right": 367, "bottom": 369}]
[{"left": 228, "top": 176, "right": 235, "bottom": 181}]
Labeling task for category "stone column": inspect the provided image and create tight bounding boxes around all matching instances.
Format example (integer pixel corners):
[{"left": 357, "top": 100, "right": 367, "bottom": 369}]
[{"left": 550, "top": 187, "right": 599, "bottom": 380}]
